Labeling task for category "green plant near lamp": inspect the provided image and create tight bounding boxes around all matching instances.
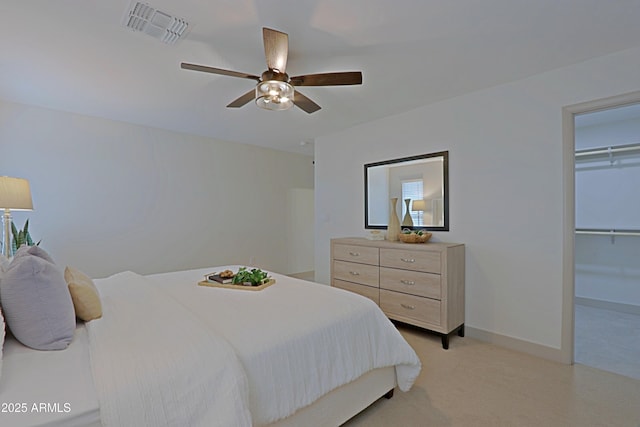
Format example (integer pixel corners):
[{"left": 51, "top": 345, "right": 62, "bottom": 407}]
[{"left": 11, "top": 219, "right": 40, "bottom": 255}]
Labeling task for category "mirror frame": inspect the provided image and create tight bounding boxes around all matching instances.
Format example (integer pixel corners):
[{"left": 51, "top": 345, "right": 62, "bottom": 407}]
[{"left": 364, "top": 151, "right": 449, "bottom": 231}]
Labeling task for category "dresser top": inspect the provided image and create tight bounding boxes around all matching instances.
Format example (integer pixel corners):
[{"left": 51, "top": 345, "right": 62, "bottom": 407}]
[{"left": 331, "top": 237, "right": 464, "bottom": 251}]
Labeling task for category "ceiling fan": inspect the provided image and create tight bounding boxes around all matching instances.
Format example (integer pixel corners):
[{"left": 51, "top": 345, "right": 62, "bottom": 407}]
[{"left": 180, "top": 27, "right": 363, "bottom": 114}]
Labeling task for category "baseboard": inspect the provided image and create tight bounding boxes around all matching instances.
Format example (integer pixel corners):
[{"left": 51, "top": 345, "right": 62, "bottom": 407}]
[
  {"left": 466, "top": 326, "right": 565, "bottom": 364},
  {"left": 575, "top": 297, "right": 640, "bottom": 315}
]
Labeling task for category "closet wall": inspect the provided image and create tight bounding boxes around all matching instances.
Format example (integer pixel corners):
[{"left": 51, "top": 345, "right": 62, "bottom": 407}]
[{"left": 575, "top": 108, "right": 640, "bottom": 308}]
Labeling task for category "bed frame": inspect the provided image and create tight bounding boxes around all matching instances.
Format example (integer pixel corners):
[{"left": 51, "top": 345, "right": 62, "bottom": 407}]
[
  {"left": 268, "top": 366, "right": 396, "bottom": 427},
  {"left": 90, "top": 367, "right": 395, "bottom": 427}
]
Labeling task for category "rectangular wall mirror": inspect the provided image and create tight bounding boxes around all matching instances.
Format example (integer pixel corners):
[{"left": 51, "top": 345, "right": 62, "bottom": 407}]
[{"left": 365, "top": 151, "right": 449, "bottom": 231}]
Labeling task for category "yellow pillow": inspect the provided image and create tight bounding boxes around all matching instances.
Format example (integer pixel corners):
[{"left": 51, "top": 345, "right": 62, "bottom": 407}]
[{"left": 64, "top": 266, "right": 102, "bottom": 321}]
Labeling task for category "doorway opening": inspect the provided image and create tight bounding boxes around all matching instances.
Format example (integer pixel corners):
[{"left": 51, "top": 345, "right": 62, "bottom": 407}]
[{"left": 562, "top": 92, "right": 640, "bottom": 378}]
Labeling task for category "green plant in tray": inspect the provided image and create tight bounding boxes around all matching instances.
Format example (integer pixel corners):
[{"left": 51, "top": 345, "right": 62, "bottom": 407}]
[{"left": 232, "top": 267, "right": 270, "bottom": 286}]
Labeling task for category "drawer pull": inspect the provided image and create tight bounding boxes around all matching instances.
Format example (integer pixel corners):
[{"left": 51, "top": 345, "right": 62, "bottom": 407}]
[
  {"left": 400, "top": 280, "right": 415, "bottom": 285},
  {"left": 349, "top": 271, "right": 360, "bottom": 276},
  {"left": 400, "top": 303, "right": 416, "bottom": 310},
  {"left": 349, "top": 251, "right": 360, "bottom": 256},
  {"left": 400, "top": 258, "right": 416, "bottom": 263}
]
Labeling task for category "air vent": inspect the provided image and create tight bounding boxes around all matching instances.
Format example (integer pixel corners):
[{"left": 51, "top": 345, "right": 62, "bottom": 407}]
[{"left": 123, "top": 1, "right": 189, "bottom": 44}]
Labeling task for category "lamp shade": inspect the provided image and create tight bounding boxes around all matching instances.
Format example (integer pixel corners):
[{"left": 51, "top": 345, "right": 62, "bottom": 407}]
[
  {"left": 411, "top": 199, "right": 426, "bottom": 211},
  {"left": 0, "top": 176, "right": 33, "bottom": 210}
]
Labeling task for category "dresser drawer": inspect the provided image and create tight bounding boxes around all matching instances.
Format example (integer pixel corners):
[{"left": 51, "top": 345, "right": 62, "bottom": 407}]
[
  {"left": 333, "top": 244, "right": 379, "bottom": 266},
  {"left": 380, "top": 267, "right": 441, "bottom": 299},
  {"left": 380, "top": 248, "right": 441, "bottom": 273},
  {"left": 333, "top": 279, "right": 380, "bottom": 305},
  {"left": 333, "top": 260, "right": 379, "bottom": 287},
  {"left": 380, "top": 289, "right": 440, "bottom": 327}
]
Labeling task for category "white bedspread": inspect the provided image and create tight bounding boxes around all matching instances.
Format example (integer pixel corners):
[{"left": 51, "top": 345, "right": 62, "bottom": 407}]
[
  {"left": 88, "top": 267, "right": 421, "bottom": 427},
  {"left": 146, "top": 266, "right": 421, "bottom": 426},
  {"left": 87, "top": 271, "right": 252, "bottom": 427}
]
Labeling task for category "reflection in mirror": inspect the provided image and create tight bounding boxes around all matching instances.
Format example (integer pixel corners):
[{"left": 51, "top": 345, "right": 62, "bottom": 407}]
[{"left": 365, "top": 151, "right": 449, "bottom": 231}]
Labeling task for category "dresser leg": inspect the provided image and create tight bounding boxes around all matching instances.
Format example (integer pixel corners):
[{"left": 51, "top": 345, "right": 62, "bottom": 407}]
[
  {"left": 441, "top": 334, "right": 449, "bottom": 350},
  {"left": 458, "top": 324, "right": 465, "bottom": 337},
  {"left": 384, "top": 388, "right": 394, "bottom": 399}
]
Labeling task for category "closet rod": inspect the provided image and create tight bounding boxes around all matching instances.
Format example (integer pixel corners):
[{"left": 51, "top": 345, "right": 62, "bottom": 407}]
[
  {"left": 575, "top": 142, "right": 640, "bottom": 157},
  {"left": 575, "top": 228, "right": 640, "bottom": 237}
]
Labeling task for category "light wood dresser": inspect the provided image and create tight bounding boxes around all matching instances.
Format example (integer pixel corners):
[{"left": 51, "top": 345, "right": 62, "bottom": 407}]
[{"left": 331, "top": 237, "right": 465, "bottom": 349}]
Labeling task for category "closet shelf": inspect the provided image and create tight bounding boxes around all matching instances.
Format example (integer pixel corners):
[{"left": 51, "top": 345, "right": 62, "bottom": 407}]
[{"left": 575, "top": 228, "right": 640, "bottom": 237}]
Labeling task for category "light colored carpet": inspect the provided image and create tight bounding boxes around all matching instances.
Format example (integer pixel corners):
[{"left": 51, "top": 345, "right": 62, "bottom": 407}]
[
  {"left": 575, "top": 303, "right": 640, "bottom": 380},
  {"left": 343, "top": 325, "right": 640, "bottom": 427}
]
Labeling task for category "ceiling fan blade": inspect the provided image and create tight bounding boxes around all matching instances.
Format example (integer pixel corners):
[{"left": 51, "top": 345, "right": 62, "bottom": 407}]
[
  {"left": 293, "top": 91, "right": 321, "bottom": 114},
  {"left": 263, "top": 28, "right": 288, "bottom": 73},
  {"left": 181, "top": 63, "right": 260, "bottom": 81},
  {"left": 227, "top": 89, "right": 256, "bottom": 108},
  {"left": 290, "top": 72, "right": 362, "bottom": 86}
]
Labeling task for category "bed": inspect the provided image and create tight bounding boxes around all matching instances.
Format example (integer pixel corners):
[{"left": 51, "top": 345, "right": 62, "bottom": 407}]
[{"left": 0, "top": 265, "right": 421, "bottom": 427}]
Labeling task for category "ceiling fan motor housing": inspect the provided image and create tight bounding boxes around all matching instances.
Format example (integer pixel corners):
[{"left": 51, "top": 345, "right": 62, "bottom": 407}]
[{"left": 261, "top": 70, "right": 289, "bottom": 82}]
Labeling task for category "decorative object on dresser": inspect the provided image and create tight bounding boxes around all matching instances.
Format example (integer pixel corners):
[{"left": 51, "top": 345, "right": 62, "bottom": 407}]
[
  {"left": 331, "top": 237, "right": 465, "bottom": 349},
  {"left": 387, "top": 198, "right": 401, "bottom": 241},
  {"left": 398, "top": 229, "right": 432, "bottom": 243},
  {"left": 366, "top": 230, "right": 385, "bottom": 241},
  {"left": 401, "top": 198, "right": 414, "bottom": 227}
]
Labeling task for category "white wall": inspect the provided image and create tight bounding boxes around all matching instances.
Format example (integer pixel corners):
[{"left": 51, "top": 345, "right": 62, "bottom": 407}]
[
  {"left": 314, "top": 46, "right": 640, "bottom": 352},
  {"left": 0, "top": 101, "right": 314, "bottom": 278},
  {"left": 575, "top": 116, "right": 640, "bottom": 306},
  {"left": 285, "top": 188, "right": 315, "bottom": 274}
]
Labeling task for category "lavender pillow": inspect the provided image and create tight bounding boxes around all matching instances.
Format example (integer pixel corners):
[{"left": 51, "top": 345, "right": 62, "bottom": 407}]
[{"left": 0, "top": 246, "right": 75, "bottom": 350}]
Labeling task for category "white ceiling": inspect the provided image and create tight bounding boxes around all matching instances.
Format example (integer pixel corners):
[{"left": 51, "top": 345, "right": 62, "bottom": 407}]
[{"left": 2, "top": 1, "right": 640, "bottom": 155}]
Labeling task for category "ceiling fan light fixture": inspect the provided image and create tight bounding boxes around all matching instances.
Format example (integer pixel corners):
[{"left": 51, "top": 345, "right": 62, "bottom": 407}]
[{"left": 255, "top": 80, "right": 294, "bottom": 111}]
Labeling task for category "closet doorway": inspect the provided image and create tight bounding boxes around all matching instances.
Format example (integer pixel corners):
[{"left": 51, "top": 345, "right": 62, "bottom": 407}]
[{"left": 573, "top": 102, "right": 640, "bottom": 379}]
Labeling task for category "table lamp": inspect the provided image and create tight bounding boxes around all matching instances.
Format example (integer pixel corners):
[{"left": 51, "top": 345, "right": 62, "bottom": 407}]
[{"left": 0, "top": 176, "right": 33, "bottom": 259}]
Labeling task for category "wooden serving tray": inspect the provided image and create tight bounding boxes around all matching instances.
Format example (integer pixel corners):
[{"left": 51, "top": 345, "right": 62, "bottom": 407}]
[{"left": 197, "top": 278, "right": 276, "bottom": 291}]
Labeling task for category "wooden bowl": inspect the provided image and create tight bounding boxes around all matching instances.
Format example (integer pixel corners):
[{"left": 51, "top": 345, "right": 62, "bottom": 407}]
[{"left": 398, "top": 232, "right": 432, "bottom": 243}]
